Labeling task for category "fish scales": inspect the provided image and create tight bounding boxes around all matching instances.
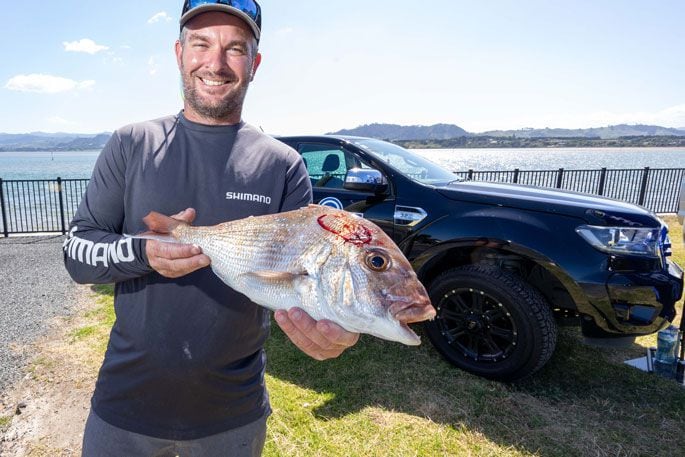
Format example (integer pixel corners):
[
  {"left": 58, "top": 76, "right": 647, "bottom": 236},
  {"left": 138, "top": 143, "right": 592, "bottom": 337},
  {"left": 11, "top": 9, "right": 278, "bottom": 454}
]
[{"left": 134, "top": 205, "right": 436, "bottom": 345}]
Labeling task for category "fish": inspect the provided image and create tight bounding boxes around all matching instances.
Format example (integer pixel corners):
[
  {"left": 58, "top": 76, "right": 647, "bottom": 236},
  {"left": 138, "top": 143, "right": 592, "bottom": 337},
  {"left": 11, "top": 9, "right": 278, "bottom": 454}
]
[{"left": 133, "top": 205, "right": 436, "bottom": 345}]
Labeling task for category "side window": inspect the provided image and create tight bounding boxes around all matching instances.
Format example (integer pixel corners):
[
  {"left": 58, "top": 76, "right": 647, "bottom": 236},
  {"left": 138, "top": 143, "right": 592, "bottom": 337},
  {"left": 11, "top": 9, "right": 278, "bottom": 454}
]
[{"left": 298, "top": 144, "right": 359, "bottom": 189}]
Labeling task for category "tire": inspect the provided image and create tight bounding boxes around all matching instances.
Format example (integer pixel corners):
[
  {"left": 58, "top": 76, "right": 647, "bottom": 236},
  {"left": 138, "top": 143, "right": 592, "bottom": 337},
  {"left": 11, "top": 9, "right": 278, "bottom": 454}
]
[{"left": 424, "top": 264, "right": 557, "bottom": 382}]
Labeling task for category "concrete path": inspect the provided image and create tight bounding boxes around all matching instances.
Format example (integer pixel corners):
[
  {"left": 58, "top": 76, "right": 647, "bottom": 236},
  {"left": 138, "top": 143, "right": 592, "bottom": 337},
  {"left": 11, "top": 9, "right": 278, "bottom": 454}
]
[{"left": 0, "top": 235, "right": 80, "bottom": 391}]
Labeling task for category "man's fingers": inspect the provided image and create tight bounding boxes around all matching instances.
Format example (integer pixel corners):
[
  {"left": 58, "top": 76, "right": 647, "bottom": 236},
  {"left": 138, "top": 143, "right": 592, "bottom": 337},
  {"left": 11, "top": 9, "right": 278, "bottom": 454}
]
[
  {"left": 274, "top": 310, "right": 321, "bottom": 358},
  {"left": 147, "top": 239, "right": 202, "bottom": 260},
  {"left": 171, "top": 208, "right": 196, "bottom": 224},
  {"left": 274, "top": 308, "right": 359, "bottom": 361},
  {"left": 143, "top": 209, "right": 209, "bottom": 278},
  {"left": 286, "top": 308, "right": 344, "bottom": 351},
  {"left": 145, "top": 239, "right": 210, "bottom": 278},
  {"left": 316, "top": 320, "right": 360, "bottom": 347},
  {"left": 151, "top": 254, "right": 211, "bottom": 277},
  {"left": 287, "top": 308, "right": 317, "bottom": 334},
  {"left": 286, "top": 308, "right": 359, "bottom": 348}
]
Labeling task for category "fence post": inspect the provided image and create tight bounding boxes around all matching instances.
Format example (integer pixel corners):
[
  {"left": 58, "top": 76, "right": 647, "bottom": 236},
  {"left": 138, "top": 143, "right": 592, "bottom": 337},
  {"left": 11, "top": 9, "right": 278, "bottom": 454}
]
[
  {"left": 57, "top": 177, "right": 66, "bottom": 235},
  {"left": 638, "top": 167, "right": 650, "bottom": 206},
  {"left": 0, "top": 178, "right": 8, "bottom": 237},
  {"left": 556, "top": 168, "right": 564, "bottom": 189},
  {"left": 513, "top": 168, "right": 519, "bottom": 184},
  {"left": 468, "top": 169, "right": 474, "bottom": 180},
  {"left": 597, "top": 168, "right": 607, "bottom": 196}
]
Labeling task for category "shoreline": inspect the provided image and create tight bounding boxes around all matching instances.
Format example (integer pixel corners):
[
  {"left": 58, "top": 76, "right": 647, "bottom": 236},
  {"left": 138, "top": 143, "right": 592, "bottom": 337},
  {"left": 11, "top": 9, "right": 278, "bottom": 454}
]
[{"left": 3, "top": 145, "right": 685, "bottom": 153}]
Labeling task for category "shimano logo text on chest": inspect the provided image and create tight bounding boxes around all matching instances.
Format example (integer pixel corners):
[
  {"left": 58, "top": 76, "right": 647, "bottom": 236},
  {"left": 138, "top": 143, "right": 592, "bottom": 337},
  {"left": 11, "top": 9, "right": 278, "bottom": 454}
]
[{"left": 226, "top": 191, "right": 272, "bottom": 205}]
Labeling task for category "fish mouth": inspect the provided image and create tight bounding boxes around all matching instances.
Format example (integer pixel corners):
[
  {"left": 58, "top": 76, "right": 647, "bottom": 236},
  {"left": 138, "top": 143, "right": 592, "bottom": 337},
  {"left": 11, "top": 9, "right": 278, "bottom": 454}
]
[
  {"left": 366, "top": 318, "right": 422, "bottom": 346},
  {"left": 382, "top": 285, "right": 436, "bottom": 324},
  {"left": 396, "top": 323, "right": 421, "bottom": 346},
  {"left": 389, "top": 298, "right": 436, "bottom": 324}
]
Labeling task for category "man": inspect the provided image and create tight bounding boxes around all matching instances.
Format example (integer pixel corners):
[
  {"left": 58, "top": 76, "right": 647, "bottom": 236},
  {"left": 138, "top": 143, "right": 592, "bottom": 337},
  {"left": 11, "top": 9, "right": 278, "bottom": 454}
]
[{"left": 63, "top": 1, "right": 358, "bottom": 455}]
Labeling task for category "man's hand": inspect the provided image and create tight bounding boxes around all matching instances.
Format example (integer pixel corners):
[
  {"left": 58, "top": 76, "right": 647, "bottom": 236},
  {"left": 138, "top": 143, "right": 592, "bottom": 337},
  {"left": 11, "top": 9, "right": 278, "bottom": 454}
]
[
  {"left": 145, "top": 208, "right": 211, "bottom": 278},
  {"left": 274, "top": 308, "right": 360, "bottom": 361}
]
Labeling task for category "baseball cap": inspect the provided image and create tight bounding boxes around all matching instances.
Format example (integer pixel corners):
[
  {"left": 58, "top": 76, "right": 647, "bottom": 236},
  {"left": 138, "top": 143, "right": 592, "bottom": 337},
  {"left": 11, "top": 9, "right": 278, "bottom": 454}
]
[{"left": 180, "top": 0, "right": 262, "bottom": 41}]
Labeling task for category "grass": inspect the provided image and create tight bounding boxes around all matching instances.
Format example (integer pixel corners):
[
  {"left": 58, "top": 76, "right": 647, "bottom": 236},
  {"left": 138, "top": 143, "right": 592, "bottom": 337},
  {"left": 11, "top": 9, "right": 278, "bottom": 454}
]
[
  {"left": 67, "top": 284, "right": 115, "bottom": 352},
  {"left": 664, "top": 214, "right": 685, "bottom": 269},
  {"left": 0, "top": 415, "right": 11, "bottom": 428},
  {"left": 77, "top": 216, "right": 685, "bottom": 456}
]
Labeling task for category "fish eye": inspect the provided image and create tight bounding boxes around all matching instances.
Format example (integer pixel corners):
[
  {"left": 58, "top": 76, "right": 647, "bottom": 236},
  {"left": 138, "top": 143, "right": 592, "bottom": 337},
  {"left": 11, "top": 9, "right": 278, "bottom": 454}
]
[{"left": 365, "top": 252, "right": 390, "bottom": 272}]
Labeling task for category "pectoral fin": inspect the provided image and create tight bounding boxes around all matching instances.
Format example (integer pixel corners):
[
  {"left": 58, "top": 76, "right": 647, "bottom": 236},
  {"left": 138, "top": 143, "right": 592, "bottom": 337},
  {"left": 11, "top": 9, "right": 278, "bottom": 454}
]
[{"left": 241, "top": 270, "right": 308, "bottom": 287}]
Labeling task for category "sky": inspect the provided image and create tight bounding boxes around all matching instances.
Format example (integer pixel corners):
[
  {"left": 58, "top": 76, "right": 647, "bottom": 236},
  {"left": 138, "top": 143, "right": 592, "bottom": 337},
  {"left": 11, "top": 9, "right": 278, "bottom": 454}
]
[{"left": 1, "top": 0, "right": 684, "bottom": 135}]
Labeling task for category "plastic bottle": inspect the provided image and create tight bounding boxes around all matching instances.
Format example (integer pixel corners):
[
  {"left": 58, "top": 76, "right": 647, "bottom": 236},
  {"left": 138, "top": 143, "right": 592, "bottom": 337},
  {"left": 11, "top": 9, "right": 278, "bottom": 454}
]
[{"left": 654, "top": 325, "right": 679, "bottom": 379}]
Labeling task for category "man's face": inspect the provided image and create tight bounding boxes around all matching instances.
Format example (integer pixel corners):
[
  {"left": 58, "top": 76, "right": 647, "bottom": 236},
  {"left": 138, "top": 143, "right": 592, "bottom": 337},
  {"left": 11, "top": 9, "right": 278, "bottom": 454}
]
[{"left": 175, "top": 12, "right": 261, "bottom": 124}]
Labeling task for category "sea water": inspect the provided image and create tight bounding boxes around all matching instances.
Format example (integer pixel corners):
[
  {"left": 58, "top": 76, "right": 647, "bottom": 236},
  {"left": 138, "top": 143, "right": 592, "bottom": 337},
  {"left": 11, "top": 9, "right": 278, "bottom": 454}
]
[
  {"left": 1, "top": 147, "right": 684, "bottom": 180},
  {"left": 0, "top": 150, "right": 100, "bottom": 180},
  {"left": 413, "top": 147, "right": 685, "bottom": 172}
]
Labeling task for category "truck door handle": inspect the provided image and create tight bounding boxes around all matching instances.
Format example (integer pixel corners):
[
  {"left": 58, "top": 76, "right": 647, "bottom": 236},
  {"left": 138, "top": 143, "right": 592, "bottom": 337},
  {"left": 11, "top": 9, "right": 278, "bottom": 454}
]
[{"left": 394, "top": 206, "right": 428, "bottom": 227}]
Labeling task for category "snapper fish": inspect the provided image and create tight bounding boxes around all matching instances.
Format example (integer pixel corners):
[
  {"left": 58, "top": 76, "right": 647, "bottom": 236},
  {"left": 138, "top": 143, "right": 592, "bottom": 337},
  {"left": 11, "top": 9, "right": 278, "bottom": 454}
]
[{"left": 134, "top": 205, "right": 436, "bottom": 345}]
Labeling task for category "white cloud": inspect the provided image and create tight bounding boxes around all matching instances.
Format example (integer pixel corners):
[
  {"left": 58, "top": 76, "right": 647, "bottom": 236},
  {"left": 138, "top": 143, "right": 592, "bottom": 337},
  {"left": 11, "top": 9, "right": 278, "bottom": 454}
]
[
  {"left": 103, "top": 51, "right": 124, "bottom": 65},
  {"left": 148, "top": 57, "right": 159, "bottom": 76},
  {"left": 47, "top": 116, "right": 78, "bottom": 127},
  {"left": 63, "top": 38, "right": 109, "bottom": 55},
  {"left": 148, "top": 12, "right": 172, "bottom": 24},
  {"left": 657, "top": 104, "right": 685, "bottom": 128},
  {"left": 4, "top": 74, "right": 95, "bottom": 94}
]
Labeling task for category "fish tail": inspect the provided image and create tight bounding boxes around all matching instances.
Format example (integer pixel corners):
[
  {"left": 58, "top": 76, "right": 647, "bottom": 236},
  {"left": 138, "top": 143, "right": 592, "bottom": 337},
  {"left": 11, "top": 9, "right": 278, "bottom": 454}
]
[
  {"left": 143, "top": 211, "right": 185, "bottom": 234},
  {"left": 122, "top": 211, "right": 189, "bottom": 243}
]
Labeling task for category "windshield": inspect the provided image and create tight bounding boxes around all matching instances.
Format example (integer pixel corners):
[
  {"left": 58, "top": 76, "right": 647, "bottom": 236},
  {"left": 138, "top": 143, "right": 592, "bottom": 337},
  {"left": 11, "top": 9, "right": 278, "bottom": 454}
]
[{"left": 348, "top": 138, "right": 460, "bottom": 185}]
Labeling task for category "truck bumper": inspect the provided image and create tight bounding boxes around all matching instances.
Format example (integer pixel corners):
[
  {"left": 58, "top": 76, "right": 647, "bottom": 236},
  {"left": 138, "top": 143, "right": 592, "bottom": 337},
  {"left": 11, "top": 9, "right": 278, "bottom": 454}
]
[{"left": 580, "top": 259, "right": 683, "bottom": 336}]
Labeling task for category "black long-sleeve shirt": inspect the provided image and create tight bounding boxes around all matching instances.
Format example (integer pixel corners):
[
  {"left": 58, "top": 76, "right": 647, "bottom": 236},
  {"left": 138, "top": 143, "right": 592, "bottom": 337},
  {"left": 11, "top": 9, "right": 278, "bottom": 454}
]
[{"left": 63, "top": 112, "right": 312, "bottom": 440}]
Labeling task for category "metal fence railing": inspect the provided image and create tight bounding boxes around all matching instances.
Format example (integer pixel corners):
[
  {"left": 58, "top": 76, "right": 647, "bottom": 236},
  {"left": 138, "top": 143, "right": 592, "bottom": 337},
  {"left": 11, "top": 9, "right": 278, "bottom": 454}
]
[
  {"left": 1, "top": 167, "right": 684, "bottom": 236},
  {"left": 455, "top": 167, "right": 685, "bottom": 214},
  {"left": 0, "top": 178, "right": 88, "bottom": 236}
]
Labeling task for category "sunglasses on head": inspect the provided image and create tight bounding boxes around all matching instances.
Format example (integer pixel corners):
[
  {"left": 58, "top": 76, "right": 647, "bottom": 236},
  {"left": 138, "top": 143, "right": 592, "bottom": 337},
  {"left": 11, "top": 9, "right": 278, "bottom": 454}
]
[{"left": 182, "top": 0, "right": 262, "bottom": 26}]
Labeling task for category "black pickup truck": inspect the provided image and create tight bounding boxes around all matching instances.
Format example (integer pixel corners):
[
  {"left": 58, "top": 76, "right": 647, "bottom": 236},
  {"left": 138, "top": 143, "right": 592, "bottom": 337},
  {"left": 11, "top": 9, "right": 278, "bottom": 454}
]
[{"left": 277, "top": 135, "right": 684, "bottom": 381}]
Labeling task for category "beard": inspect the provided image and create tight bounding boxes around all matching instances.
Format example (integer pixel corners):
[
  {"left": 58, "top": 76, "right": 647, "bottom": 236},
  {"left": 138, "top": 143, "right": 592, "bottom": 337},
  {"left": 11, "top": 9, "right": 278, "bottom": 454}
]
[{"left": 181, "top": 66, "right": 251, "bottom": 121}]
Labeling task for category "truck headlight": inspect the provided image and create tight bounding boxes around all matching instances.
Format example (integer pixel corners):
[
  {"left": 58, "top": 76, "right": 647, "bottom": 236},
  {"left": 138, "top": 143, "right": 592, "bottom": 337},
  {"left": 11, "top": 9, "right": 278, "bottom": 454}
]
[{"left": 576, "top": 225, "right": 661, "bottom": 257}]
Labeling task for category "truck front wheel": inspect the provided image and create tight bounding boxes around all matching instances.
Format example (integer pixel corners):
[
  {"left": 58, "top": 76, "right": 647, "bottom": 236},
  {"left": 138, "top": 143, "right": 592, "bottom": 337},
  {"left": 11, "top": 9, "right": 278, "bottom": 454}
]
[{"left": 424, "top": 265, "right": 557, "bottom": 382}]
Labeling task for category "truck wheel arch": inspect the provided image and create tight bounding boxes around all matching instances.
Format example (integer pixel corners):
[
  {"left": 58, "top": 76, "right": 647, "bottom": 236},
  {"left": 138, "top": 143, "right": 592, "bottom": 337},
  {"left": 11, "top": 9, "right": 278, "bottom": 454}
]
[{"left": 413, "top": 239, "right": 587, "bottom": 315}]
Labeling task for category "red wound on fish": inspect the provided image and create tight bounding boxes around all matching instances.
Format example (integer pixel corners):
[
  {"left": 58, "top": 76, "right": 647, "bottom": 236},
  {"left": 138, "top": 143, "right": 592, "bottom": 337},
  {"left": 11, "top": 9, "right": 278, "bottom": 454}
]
[{"left": 317, "top": 214, "right": 372, "bottom": 245}]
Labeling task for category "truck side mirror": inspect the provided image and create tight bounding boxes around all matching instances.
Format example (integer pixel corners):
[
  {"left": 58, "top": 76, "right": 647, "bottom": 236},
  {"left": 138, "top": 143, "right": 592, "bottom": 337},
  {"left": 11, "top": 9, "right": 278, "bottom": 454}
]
[{"left": 344, "top": 168, "right": 388, "bottom": 194}]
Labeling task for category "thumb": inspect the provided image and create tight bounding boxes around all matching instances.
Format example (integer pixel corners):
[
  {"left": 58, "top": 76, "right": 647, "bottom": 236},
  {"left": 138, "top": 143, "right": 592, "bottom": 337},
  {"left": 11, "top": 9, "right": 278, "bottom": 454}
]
[{"left": 172, "top": 208, "right": 196, "bottom": 224}]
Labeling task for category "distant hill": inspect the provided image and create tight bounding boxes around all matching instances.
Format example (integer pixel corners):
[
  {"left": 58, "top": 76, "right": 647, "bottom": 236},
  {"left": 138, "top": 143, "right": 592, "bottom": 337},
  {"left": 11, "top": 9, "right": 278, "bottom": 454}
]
[
  {"left": 329, "top": 123, "right": 471, "bottom": 140},
  {"left": 56, "top": 133, "right": 111, "bottom": 150},
  {"left": 4, "top": 122, "right": 685, "bottom": 151},
  {"left": 482, "top": 124, "right": 685, "bottom": 139},
  {"left": 0, "top": 132, "right": 111, "bottom": 151},
  {"left": 329, "top": 123, "right": 685, "bottom": 141}
]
